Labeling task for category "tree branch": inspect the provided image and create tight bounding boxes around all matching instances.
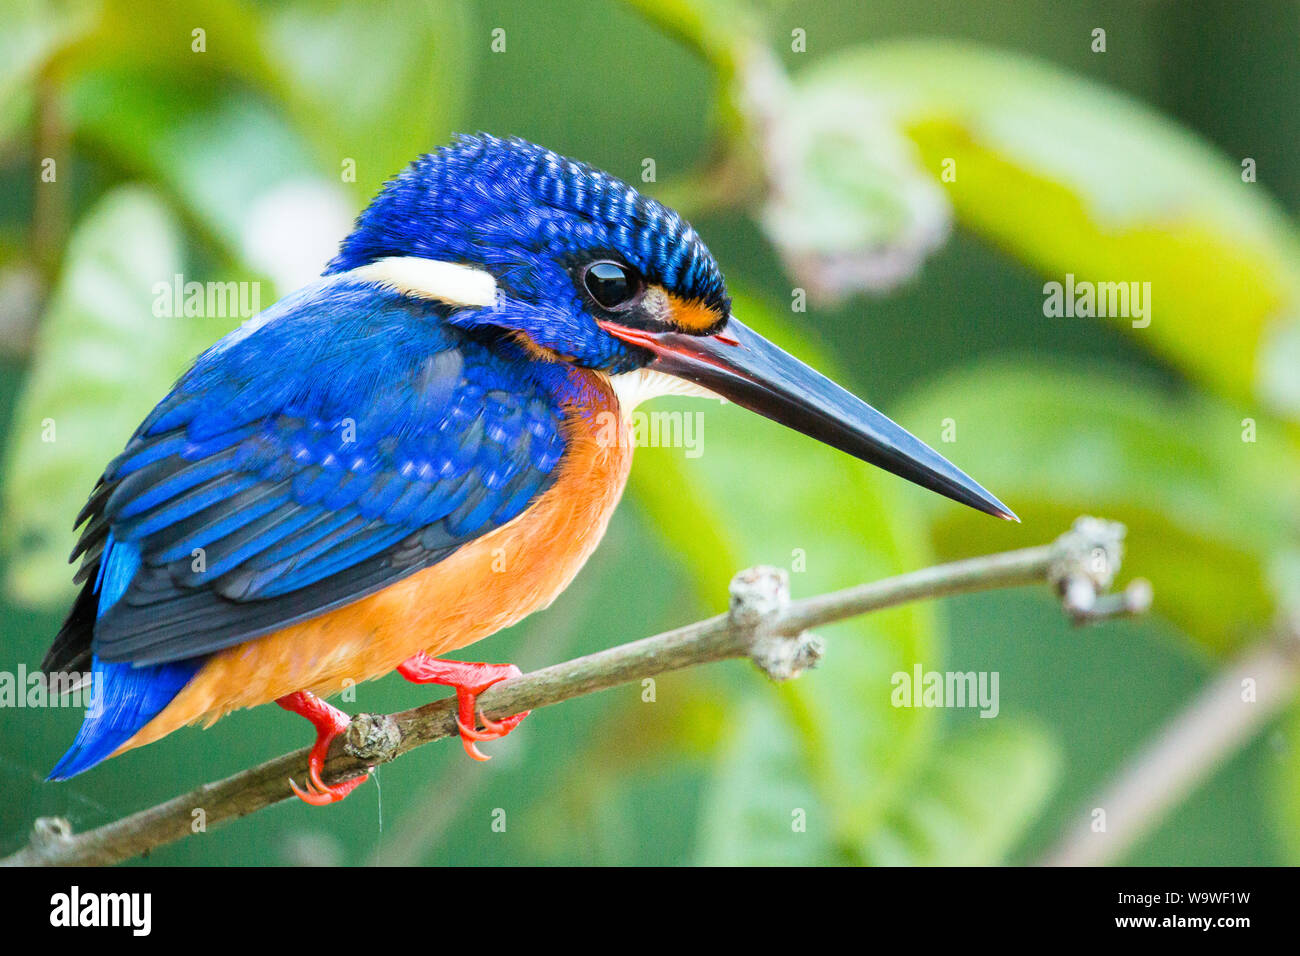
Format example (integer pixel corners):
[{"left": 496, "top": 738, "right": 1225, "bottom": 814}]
[{"left": 2, "top": 516, "right": 1144, "bottom": 867}]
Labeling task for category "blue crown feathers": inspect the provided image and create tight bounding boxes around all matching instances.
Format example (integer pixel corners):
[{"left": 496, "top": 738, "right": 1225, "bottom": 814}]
[{"left": 328, "top": 134, "right": 730, "bottom": 317}]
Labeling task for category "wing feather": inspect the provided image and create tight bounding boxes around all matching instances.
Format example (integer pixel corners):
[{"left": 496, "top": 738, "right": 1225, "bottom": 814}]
[{"left": 48, "top": 281, "right": 569, "bottom": 669}]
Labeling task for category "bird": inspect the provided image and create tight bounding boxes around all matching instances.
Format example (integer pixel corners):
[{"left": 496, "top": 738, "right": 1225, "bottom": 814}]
[{"left": 41, "top": 134, "right": 1016, "bottom": 804}]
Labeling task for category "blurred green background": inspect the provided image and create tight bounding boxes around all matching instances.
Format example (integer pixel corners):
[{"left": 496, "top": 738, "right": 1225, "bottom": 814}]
[{"left": 2, "top": 0, "right": 1299, "bottom": 865}]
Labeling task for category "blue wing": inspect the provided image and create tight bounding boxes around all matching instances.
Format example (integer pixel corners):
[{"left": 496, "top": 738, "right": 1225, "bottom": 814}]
[{"left": 49, "top": 277, "right": 568, "bottom": 672}]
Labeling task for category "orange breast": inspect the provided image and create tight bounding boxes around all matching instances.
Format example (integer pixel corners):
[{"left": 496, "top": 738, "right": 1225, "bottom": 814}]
[{"left": 117, "top": 370, "right": 632, "bottom": 754}]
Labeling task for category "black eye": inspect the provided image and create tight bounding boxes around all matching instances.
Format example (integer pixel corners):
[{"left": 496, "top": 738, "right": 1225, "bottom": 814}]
[{"left": 583, "top": 260, "right": 641, "bottom": 310}]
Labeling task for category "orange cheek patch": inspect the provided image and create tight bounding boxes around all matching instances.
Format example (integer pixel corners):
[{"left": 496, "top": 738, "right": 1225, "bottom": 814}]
[{"left": 666, "top": 293, "right": 725, "bottom": 334}]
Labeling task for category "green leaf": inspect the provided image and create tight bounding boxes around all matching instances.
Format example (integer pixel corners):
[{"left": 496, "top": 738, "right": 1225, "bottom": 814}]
[
  {"left": 43, "top": 0, "right": 291, "bottom": 224},
  {"left": 0, "top": 186, "right": 225, "bottom": 603},
  {"left": 0, "top": 0, "right": 98, "bottom": 93},
  {"left": 0, "top": 0, "right": 97, "bottom": 143},
  {"left": 621, "top": 0, "right": 762, "bottom": 85},
  {"left": 59, "top": 0, "right": 472, "bottom": 283},
  {"left": 897, "top": 361, "right": 1300, "bottom": 653},
  {"left": 694, "top": 698, "right": 839, "bottom": 865},
  {"left": 865, "top": 720, "right": 1061, "bottom": 866},
  {"left": 797, "top": 39, "right": 1300, "bottom": 416},
  {"left": 263, "top": 0, "right": 473, "bottom": 198},
  {"left": 67, "top": 66, "right": 339, "bottom": 290}
]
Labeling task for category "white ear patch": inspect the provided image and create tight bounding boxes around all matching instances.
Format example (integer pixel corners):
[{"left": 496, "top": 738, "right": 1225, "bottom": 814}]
[
  {"left": 347, "top": 256, "right": 498, "bottom": 307},
  {"left": 607, "top": 367, "right": 724, "bottom": 413}
]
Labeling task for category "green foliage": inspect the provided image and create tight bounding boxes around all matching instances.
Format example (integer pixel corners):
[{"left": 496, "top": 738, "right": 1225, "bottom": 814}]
[
  {"left": 899, "top": 362, "right": 1300, "bottom": 655},
  {"left": 0, "top": 0, "right": 92, "bottom": 140},
  {"left": 260, "top": 0, "right": 473, "bottom": 198},
  {"left": 1, "top": 187, "right": 227, "bottom": 603},
  {"left": 68, "top": 68, "right": 320, "bottom": 261},
  {"left": 866, "top": 719, "right": 1061, "bottom": 866},
  {"left": 1272, "top": 704, "right": 1300, "bottom": 864},
  {"left": 796, "top": 39, "right": 1300, "bottom": 417},
  {"left": 694, "top": 699, "right": 838, "bottom": 865}
]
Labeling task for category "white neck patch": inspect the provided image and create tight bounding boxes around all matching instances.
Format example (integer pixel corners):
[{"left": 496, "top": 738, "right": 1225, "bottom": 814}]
[
  {"left": 344, "top": 256, "right": 498, "bottom": 307},
  {"left": 607, "top": 367, "right": 724, "bottom": 413}
]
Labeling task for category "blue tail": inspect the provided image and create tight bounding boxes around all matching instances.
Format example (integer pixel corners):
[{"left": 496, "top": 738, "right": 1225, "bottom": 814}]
[
  {"left": 48, "top": 534, "right": 201, "bottom": 780},
  {"left": 48, "top": 656, "right": 200, "bottom": 779}
]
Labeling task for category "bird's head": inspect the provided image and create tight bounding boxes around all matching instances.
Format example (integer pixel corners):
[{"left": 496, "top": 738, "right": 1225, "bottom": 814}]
[{"left": 327, "top": 134, "right": 1016, "bottom": 520}]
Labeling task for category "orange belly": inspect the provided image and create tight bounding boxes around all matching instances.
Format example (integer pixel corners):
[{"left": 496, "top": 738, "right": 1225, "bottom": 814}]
[{"left": 117, "top": 371, "right": 632, "bottom": 754}]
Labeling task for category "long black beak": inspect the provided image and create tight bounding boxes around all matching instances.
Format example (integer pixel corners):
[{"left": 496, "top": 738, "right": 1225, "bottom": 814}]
[{"left": 601, "top": 316, "right": 1017, "bottom": 521}]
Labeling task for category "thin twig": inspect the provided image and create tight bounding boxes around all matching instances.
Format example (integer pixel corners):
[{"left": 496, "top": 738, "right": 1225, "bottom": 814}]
[{"left": 3, "top": 517, "right": 1138, "bottom": 867}]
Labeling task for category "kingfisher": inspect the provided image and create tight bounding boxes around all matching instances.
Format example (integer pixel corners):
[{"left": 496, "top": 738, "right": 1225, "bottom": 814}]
[{"left": 41, "top": 134, "right": 1015, "bottom": 804}]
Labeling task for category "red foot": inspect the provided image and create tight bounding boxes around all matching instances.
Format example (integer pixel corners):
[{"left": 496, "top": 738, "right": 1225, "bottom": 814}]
[
  {"left": 276, "top": 691, "right": 369, "bottom": 805},
  {"left": 397, "top": 652, "right": 529, "bottom": 761}
]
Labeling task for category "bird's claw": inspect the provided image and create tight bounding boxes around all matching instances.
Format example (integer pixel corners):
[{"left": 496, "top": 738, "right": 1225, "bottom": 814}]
[
  {"left": 287, "top": 755, "right": 368, "bottom": 805},
  {"left": 288, "top": 770, "right": 366, "bottom": 806},
  {"left": 458, "top": 707, "right": 529, "bottom": 740},
  {"left": 276, "top": 690, "right": 371, "bottom": 805},
  {"left": 398, "top": 654, "right": 529, "bottom": 760},
  {"left": 455, "top": 704, "right": 531, "bottom": 760}
]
